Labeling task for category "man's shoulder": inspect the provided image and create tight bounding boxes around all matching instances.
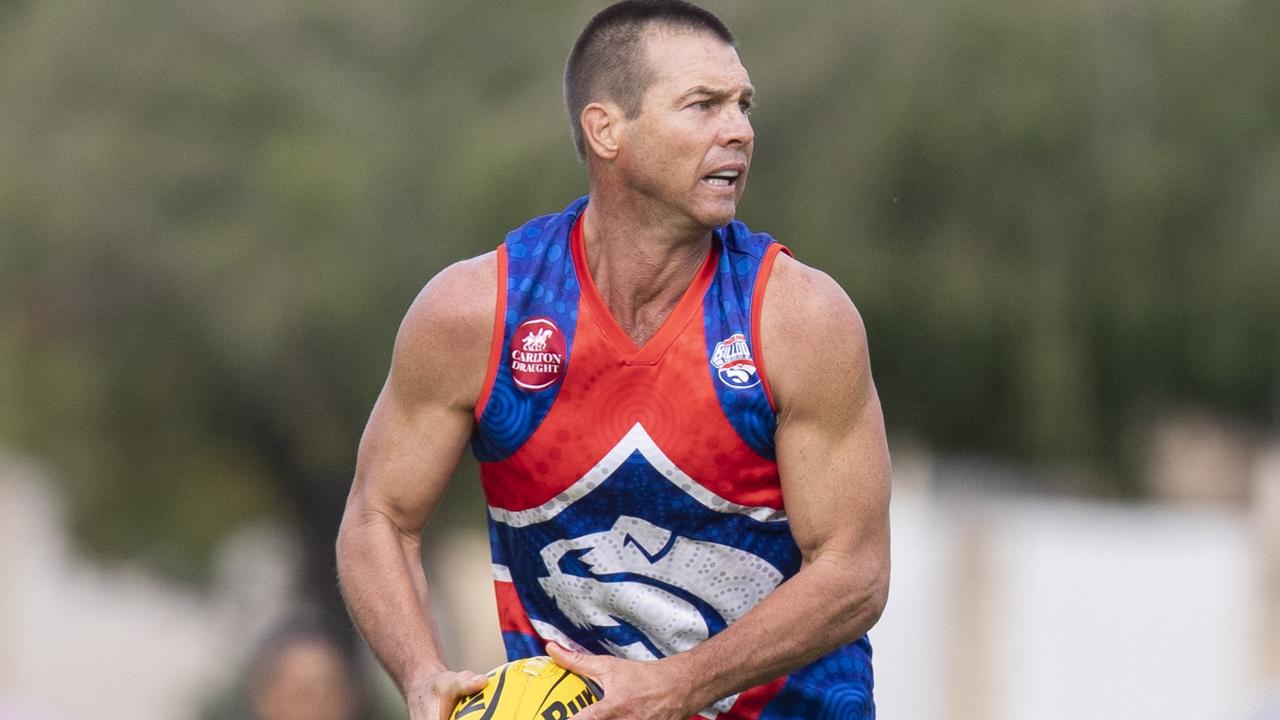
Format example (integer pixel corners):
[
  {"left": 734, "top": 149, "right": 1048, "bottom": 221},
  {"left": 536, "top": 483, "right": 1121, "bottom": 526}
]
[
  {"left": 721, "top": 220, "right": 865, "bottom": 352},
  {"left": 390, "top": 252, "right": 499, "bottom": 409},
  {"left": 403, "top": 251, "right": 499, "bottom": 340},
  {"left": 759, "top": 252, "right": 871, "bottom": 410},
  {"left": 763, "top": 252, "right": 861, "bottom": 328}
]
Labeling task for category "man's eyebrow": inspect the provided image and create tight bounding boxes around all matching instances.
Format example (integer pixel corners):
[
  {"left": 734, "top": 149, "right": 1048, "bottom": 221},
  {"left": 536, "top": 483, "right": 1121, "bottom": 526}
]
[{"left": 677, "top": 85, "right": 756, "bottom": 103}]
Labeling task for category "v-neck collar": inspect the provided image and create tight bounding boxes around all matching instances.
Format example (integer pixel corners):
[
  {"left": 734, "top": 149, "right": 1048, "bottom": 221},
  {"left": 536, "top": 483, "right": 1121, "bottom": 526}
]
[{"left": 570, "top": 213, "right": 718, "bottom": 366}]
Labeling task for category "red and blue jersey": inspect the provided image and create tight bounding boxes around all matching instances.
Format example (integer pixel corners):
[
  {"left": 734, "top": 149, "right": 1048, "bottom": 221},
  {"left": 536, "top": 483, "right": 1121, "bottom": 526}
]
[{"left": 471, "top": 196, "right": 874, "bottom": 719}]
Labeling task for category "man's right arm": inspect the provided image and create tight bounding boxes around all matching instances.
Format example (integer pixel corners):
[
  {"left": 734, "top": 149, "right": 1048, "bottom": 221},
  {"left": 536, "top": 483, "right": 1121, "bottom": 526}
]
[{"left": 336, "top": 252, "right": 497, "bottom": 720}]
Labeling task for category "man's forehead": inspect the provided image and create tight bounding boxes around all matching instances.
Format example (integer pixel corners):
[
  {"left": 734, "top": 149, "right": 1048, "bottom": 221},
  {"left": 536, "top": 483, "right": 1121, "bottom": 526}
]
[{"left": 640, "top": 26, "right": 752, "bottom": 94}]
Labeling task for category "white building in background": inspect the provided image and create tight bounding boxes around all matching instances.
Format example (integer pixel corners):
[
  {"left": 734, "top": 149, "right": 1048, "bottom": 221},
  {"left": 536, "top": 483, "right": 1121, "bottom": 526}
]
[
  {"left": 2, "top": 448, "right": 1278, "bottom": 720},
  {"left": 0, "top": 459, "right": 299, "bottom": 720},
  {"left": 875, "top": 487, "right": 1269, "bottom": 720}
]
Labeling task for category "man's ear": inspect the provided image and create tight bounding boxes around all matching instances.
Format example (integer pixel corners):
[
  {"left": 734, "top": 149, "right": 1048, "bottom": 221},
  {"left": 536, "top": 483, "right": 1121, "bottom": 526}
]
[{"left": 581, "top": 102, "right": 624, "bottom": 161}]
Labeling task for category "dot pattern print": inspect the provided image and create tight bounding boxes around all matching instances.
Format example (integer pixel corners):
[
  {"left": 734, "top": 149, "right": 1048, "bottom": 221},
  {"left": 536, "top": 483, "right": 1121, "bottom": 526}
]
[
  {"left": 472, "top": 196, "right": 587, "bottom": 462},
  {"left": 701, "top": 221, "right": 788, "bottom": 461}
]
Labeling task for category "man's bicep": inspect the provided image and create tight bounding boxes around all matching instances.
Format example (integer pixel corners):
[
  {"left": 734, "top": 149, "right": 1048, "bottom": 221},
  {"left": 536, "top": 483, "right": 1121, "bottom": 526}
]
[
  {"left": 775, "top": 380, "right": 890, "bottom": 563},
  {"left": 349, "top": 382, "right": 476, "bottom": 538},
  {"left": 346, "top": 255, "right": 496, "bottom": 537},
  {"left": 765, "top": 260, "right": 890, "bottom": 562}
]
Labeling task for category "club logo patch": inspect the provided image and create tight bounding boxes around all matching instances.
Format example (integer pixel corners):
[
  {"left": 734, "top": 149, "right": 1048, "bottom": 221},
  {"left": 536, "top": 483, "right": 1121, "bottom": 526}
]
[
  {"left": 711, "top": 333, "right": 760, "bottom": 389},
  {"left": 510, "top": 317, "right": 566, "bottom": 391}
]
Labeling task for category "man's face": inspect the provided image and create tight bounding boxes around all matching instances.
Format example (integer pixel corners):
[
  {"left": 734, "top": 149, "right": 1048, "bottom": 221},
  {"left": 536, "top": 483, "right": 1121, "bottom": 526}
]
[{"left": 616, "top": 28, "right": 755, "bottom": 231}]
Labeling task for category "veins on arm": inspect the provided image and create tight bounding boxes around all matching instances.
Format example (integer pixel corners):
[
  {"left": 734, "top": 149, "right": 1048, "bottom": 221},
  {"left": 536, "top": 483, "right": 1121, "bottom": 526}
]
[
  {"left": 764, "top": 254, "right": 889, "bottom": 574},
  {"left": 335, "top": 251, "right": 497, "bottom": 693},
  {"left": 659, "top": 255, "right": 891, "bottom": 713}
]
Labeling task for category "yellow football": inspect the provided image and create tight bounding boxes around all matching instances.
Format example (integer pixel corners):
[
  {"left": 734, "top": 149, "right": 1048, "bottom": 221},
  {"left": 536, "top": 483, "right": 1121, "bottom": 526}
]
[{"left": 451, "top": 656, "right": 601, "bottom": 720}]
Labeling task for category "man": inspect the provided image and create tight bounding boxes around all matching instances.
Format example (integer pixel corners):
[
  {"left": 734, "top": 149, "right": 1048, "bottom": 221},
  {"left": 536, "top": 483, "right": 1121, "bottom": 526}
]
[{"left": 336, "top": 2, "right": 891, "bottom": 719}]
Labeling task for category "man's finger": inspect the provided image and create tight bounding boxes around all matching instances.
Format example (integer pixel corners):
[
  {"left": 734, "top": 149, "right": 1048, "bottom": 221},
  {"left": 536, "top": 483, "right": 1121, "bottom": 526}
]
[
  {"left": 546, "top": 642, "right": 602, "bottom": 679},
  {"left": 455, "top": 671, "right": 488, "bottom": 693}
]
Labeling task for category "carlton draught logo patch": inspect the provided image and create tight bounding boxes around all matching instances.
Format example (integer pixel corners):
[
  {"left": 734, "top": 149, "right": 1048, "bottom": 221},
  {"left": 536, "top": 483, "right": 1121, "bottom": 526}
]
[
  {"left": 510, "top": 318, "right": 566, "bottom": 391},
  {"left": 711, "top": 333, "right": 760, "bottom": 389}
]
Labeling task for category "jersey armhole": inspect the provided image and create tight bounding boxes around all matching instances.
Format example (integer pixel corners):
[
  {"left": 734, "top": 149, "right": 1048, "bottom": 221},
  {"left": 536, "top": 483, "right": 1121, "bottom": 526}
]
[
  {"left": 751, "top": 242, "right": 791, "bottom": 413},
  {"left": 474, "top": 244, "right": 508, "bottom": 422}
]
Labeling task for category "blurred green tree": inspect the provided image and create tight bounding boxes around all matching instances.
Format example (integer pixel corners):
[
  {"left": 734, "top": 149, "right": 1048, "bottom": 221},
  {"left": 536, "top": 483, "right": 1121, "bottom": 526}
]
[{"left": 0, "top": 0, "right": 1276, "bottom": 661}]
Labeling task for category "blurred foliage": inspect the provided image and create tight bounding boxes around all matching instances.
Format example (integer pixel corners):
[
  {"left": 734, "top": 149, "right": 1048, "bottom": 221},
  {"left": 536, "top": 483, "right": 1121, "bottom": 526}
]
[{"left": 1, "top": 0, "right": 1277, "bottom": 615}]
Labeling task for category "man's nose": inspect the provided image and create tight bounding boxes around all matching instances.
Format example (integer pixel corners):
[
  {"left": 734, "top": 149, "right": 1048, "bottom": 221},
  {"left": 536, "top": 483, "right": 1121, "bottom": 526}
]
[{"left": 721, "top": 107, "right": 754, "bottom": 146}]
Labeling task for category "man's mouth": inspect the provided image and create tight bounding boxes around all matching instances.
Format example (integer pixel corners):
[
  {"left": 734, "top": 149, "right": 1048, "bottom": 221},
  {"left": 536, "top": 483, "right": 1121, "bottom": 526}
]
[{"left": 703, "top": 169, "right": 741, "bottom": 187}]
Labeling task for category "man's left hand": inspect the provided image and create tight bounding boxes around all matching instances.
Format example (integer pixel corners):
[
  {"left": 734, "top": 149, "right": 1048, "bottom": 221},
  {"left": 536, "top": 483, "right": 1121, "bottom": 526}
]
[{"left": 546, "top": 643, "right": 699, "bottom": 720}]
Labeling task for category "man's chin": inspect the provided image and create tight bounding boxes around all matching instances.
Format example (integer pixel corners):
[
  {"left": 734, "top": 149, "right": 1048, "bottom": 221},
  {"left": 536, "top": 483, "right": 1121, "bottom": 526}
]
[{"left": 694, "top": 199, "right": 741, "bottom": 229}]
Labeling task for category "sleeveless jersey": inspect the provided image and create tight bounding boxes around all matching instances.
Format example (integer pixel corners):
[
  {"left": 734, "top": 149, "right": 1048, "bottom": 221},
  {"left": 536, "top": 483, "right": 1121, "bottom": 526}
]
[{"left": 471, "top": 196, "right": 875, "bottom": 719}]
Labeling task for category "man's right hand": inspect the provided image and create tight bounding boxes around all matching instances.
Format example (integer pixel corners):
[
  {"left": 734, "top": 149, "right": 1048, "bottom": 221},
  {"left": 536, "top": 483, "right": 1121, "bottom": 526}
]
[{"left": 408, "top": 670, "right": 491, "bottom": 720}]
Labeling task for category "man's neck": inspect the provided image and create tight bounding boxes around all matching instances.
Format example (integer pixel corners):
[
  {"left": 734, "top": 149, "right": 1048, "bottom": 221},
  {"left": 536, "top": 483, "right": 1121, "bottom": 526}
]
[{"left": 579, "top": 196, "right": 713, "bottom": 347}]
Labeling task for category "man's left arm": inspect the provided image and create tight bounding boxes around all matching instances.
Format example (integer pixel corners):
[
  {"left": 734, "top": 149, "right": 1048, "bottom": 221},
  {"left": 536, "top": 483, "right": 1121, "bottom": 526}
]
[{"left": 549, "top": 253, "right": 891, "bottom": 719}]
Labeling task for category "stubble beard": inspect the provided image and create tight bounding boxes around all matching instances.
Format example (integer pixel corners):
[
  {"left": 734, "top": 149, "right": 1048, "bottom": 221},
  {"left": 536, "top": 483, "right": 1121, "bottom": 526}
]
[{"left": 632, "top": 173, "right": 741, "bottom": 233}]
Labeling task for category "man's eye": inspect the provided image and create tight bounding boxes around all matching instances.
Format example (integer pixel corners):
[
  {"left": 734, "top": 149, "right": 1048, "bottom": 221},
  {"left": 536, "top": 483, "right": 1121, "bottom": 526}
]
[
  {"left": 695, "top": 100, "right": 713, "bottom": 110},
  {"left": 739, "top": 101, "right": 753, "bottom": 114}
]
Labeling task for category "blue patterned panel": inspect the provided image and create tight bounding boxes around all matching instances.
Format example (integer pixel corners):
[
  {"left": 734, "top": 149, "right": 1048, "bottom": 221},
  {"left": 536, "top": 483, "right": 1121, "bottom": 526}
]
[
  {"left": 759, "top": 639, "right": 876, "bottom": 720},
  {"left": 701, "top": 221, "right": 781, "bottom": 461},
  {"left": 472, "top": 196, "right": 589, "bottom": 462}
]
